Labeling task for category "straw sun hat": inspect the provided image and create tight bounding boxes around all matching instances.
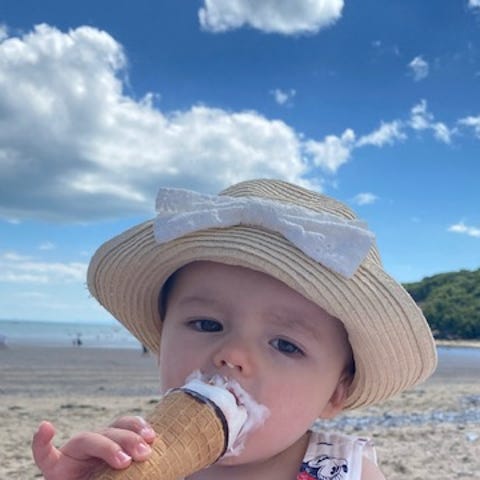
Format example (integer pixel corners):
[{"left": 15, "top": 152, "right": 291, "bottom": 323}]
[{"left": 87, "top": 178, "right": 437, "bottom": 409}]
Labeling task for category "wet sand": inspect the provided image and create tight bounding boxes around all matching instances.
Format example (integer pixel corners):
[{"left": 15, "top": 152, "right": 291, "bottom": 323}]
[{"left": 1, "top": 344, "right": 479, "bottom": 479}]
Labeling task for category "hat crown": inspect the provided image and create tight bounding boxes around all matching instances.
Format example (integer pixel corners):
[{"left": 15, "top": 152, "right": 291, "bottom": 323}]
[
  {"left": 220, "top": 179, "right": 356, "bottom": 220},
  {"left": 221, "top": 179, "right": 382, "bottom": 267}
]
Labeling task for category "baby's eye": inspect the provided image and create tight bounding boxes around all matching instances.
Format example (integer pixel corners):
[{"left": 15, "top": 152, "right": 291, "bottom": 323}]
[
  {"left": 188, "top": 319, "right": 223, "bottom": 332},
  {"left": 270, "top": 338, "right": 304, "bottom": 356}
]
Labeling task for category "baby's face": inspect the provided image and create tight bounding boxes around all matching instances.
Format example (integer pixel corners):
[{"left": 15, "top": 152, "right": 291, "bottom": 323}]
[{"left": 158, "top": 261, "right": 351, "bottom": 466}]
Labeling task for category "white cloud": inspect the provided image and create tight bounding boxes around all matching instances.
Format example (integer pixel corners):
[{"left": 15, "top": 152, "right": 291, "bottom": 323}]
[
  {"left": 409, "top": 100, "right": 454, "bottom": 144},
  {"left": 297, "top": 99, "right": 462, "bottom": 174},
  {"left": 353, "top": 193, "right": 378, "bottom": 206},
  {"left": 0, "top": 24, "right": 8, "bottom": 42},
  {"left": 356, "top": 121, "right": 406, "bottom": 147},
  {"left": 468, "top": 0, "right": 480, "bottom": 9},
  {"left": 198, "top": 0, "right": 344, "bottom": 35},
  {"left": 408, "top": 56, "right": 429, "bottom": 81},
  {"left": 3, "top": 252, "right": 31, "bottom": 262},
  {"left": 16, "top": 291, "right": 49, "bottom": 299},
  {"left": 39, "top": 241, "right": 56, "bottom": 251},
  {"left": 1, "top": 25, "right": 475, "bottom": 225},
  {"left": 432, "top": 122, "right": 452, "bottom": 143},
  {"left": 410, "top": 100, "right": 431, "bottom": 130},
  {"left": 448, "top": 222, "right": 480, "bottom": 238},
  {"left": 0, "top": 24, "right": 319, "bottom": 222},
  {"left": 305, "top": 119, "right": 409, "bottom": 173},
  {"left": 371, "top": 40, "right": 400, "bottom": 57},
  {"left": 458, "top": 115, "right": 480, "bottom": 138},
  {"left": 270, "top": 88, "right": 296, "bottom": 106},
  {"left": 303, "top": 129, "right": 355, "bottom": 173},
  {"left": 0, "top": 251, "right": 87, "bottom": 283}
]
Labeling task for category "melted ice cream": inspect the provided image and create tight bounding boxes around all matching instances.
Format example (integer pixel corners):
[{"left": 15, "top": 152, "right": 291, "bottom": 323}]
[{"left": 182, "top": 370, "right": 269, "bottom": 456}]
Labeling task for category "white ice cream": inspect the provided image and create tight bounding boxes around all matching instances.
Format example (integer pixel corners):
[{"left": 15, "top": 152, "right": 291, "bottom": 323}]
[{"left": 182, "top": 370, "right": 270, "bottom": 456}]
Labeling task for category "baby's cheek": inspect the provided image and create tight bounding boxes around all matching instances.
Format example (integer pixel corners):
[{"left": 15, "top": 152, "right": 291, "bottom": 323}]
[
  {"left": 158, "top": 373, "right": 178, "bottom": 393},
  {"left": 220, "top": 415, "right": 304, "bottom": 465},
  {"left": 158, "top": 361, "right": 197, "bottom": 393},
  {"left": 265, "top": 397, "right": 319, "bottom": 442},
  {"left": 158, "top": 363, "right": 178, "bottom": 393}
]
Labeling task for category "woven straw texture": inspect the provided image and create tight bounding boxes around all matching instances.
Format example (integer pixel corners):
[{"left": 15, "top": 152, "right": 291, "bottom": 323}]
[{"left": 91, "top": 390, "right": 225, "bottom": 480}]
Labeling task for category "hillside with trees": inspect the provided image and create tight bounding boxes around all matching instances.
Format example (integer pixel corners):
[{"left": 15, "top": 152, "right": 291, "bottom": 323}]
[{"left": 403, "top": 268, "right": 480, "bottom": 340}]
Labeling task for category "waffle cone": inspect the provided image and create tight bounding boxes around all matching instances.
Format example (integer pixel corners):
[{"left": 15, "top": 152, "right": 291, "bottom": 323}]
[{"left": 91, "top": 389, "right": 227, "bottom": 480}]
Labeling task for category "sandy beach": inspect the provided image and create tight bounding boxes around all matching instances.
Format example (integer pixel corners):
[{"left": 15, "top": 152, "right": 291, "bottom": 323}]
[{"left": 1, "top": 344, "right": 479, "bottom": 479}]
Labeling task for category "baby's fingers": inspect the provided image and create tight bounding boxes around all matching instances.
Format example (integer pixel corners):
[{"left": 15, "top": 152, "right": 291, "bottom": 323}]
[
  {"left": 32, "top": 421, "right": 61, "bottom": 472},
  {"left": 109, "top": 415, "right": 156, "bottom": 443},
  {"left": 62, "top": 427, "right": 151, "bottom": 466}
]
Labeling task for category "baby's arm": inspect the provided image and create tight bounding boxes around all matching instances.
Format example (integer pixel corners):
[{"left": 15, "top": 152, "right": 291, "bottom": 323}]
[
  {"left": 32, "top": 416, "right": 155, "bottom": 480},
  {"left": 361, "top": 456, "right": 386, "bottom": 480}
]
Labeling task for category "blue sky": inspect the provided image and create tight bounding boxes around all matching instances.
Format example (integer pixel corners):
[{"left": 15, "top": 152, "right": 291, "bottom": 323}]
[{"left": 1, "top": 1, "right": 479, "bottom": 324}]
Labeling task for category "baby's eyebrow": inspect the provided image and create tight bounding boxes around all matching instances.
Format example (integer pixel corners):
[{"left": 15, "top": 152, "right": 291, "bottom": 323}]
[
  {"left": 176, "top": 294, "right": 225, "bottom": 310},
  {"left": 268, "top": 310, "right": 321, "bottom": 339}
]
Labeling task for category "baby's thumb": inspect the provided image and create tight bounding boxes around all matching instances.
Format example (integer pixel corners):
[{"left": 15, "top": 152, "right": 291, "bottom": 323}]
[{"left": 32, "top": 421, "right": 60, "bottom": 473}]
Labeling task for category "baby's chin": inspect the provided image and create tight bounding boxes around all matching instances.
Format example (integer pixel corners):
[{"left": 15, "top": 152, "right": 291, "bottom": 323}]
[
  {"left": 214, "top": 445, "right": 264, "bottom": 467},
  {"left": 215, "top": 433, "right": 277, "bottom": 467},
  {"left": 217, "top": 429, "right": 311, "bottom": 470}
]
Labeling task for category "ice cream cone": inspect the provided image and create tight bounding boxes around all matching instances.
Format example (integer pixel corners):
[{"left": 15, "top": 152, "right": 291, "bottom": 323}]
[{"left": 91, "top": 389, "right": 228, "bottom": 480}]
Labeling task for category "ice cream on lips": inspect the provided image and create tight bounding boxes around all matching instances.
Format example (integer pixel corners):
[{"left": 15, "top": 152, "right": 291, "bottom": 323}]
[{"left": 183, "top": 370, "right": 270, "bottom": 456}]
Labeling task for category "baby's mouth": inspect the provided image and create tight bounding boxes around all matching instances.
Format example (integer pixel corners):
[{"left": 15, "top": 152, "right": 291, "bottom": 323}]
[
  {"left": 207, "top": 374, "right": 244, "bottom": 406},
  {"left": 227, "top": 386, "right": 242, "bottom": 406},
  {"left": 184, "top": 370, "right": 270, "bottom": 456}
]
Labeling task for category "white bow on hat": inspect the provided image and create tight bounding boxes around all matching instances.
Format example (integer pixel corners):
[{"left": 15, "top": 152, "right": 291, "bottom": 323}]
[{"left": 154, "top": 188, "right": 375, "bottom": 279}]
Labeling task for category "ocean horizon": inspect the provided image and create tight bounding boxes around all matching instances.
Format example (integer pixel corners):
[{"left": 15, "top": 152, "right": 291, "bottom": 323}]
[
  {"left": 1, "top": 319, "right": 480, "bottom": 368},
  {"left": 0, "top": 318, "right": 141, "bottom": 349}
]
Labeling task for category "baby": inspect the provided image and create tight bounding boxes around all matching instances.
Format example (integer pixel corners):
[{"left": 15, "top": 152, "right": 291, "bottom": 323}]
[{"left": 32, "top": 179, "right": 437, "bottom": 480}]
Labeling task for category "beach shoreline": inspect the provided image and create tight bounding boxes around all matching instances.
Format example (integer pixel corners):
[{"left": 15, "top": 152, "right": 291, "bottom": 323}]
[
  {"left": 1, "top": 344, "right": 478, "bottom": 479},
  {"left": 435, "top": 339, "right": 480, "bottom": 349}
]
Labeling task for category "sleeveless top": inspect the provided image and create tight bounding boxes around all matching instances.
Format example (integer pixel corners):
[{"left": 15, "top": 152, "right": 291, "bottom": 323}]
[{"left": 297, "top": 430, "right": 377, "bottom": 480}]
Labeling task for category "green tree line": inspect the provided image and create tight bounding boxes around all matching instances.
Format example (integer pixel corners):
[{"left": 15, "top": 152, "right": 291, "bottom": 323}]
[{"left": 403, "top": 268, "right": 480, "bottom": 340}]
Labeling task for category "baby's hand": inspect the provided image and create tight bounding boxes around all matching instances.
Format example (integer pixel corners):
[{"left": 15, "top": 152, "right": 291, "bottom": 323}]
[{"left": 32, "top": 416, "right": 156, "bottom": 480}]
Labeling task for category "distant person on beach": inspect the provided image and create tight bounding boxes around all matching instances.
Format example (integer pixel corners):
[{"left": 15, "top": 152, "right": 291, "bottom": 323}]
[{"left": 32, "top": 179, "right": 437, "bottom": 480}]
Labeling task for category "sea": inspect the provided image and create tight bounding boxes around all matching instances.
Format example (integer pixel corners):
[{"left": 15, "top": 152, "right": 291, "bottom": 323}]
[
  {"left": 0, "top": 319, "right": 141, "bottom": 349},
  {"left": 1, "top": 319, "right": 480, "bottom": 368}
]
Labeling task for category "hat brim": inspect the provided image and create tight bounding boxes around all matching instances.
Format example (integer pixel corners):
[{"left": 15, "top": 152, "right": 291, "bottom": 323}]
[{"left": 88, "top": 220, "right": 437, "bottom": 410}]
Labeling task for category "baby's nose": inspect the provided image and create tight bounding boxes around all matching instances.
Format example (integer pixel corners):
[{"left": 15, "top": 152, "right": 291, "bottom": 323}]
[{"left": 213, "top": 340, "right": 254, "bottom": 376}]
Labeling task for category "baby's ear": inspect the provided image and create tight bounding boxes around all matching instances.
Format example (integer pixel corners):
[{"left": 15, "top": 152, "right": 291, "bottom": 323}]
[{"left": 318, "top": 372, "right": 351, "bottom": 419}]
